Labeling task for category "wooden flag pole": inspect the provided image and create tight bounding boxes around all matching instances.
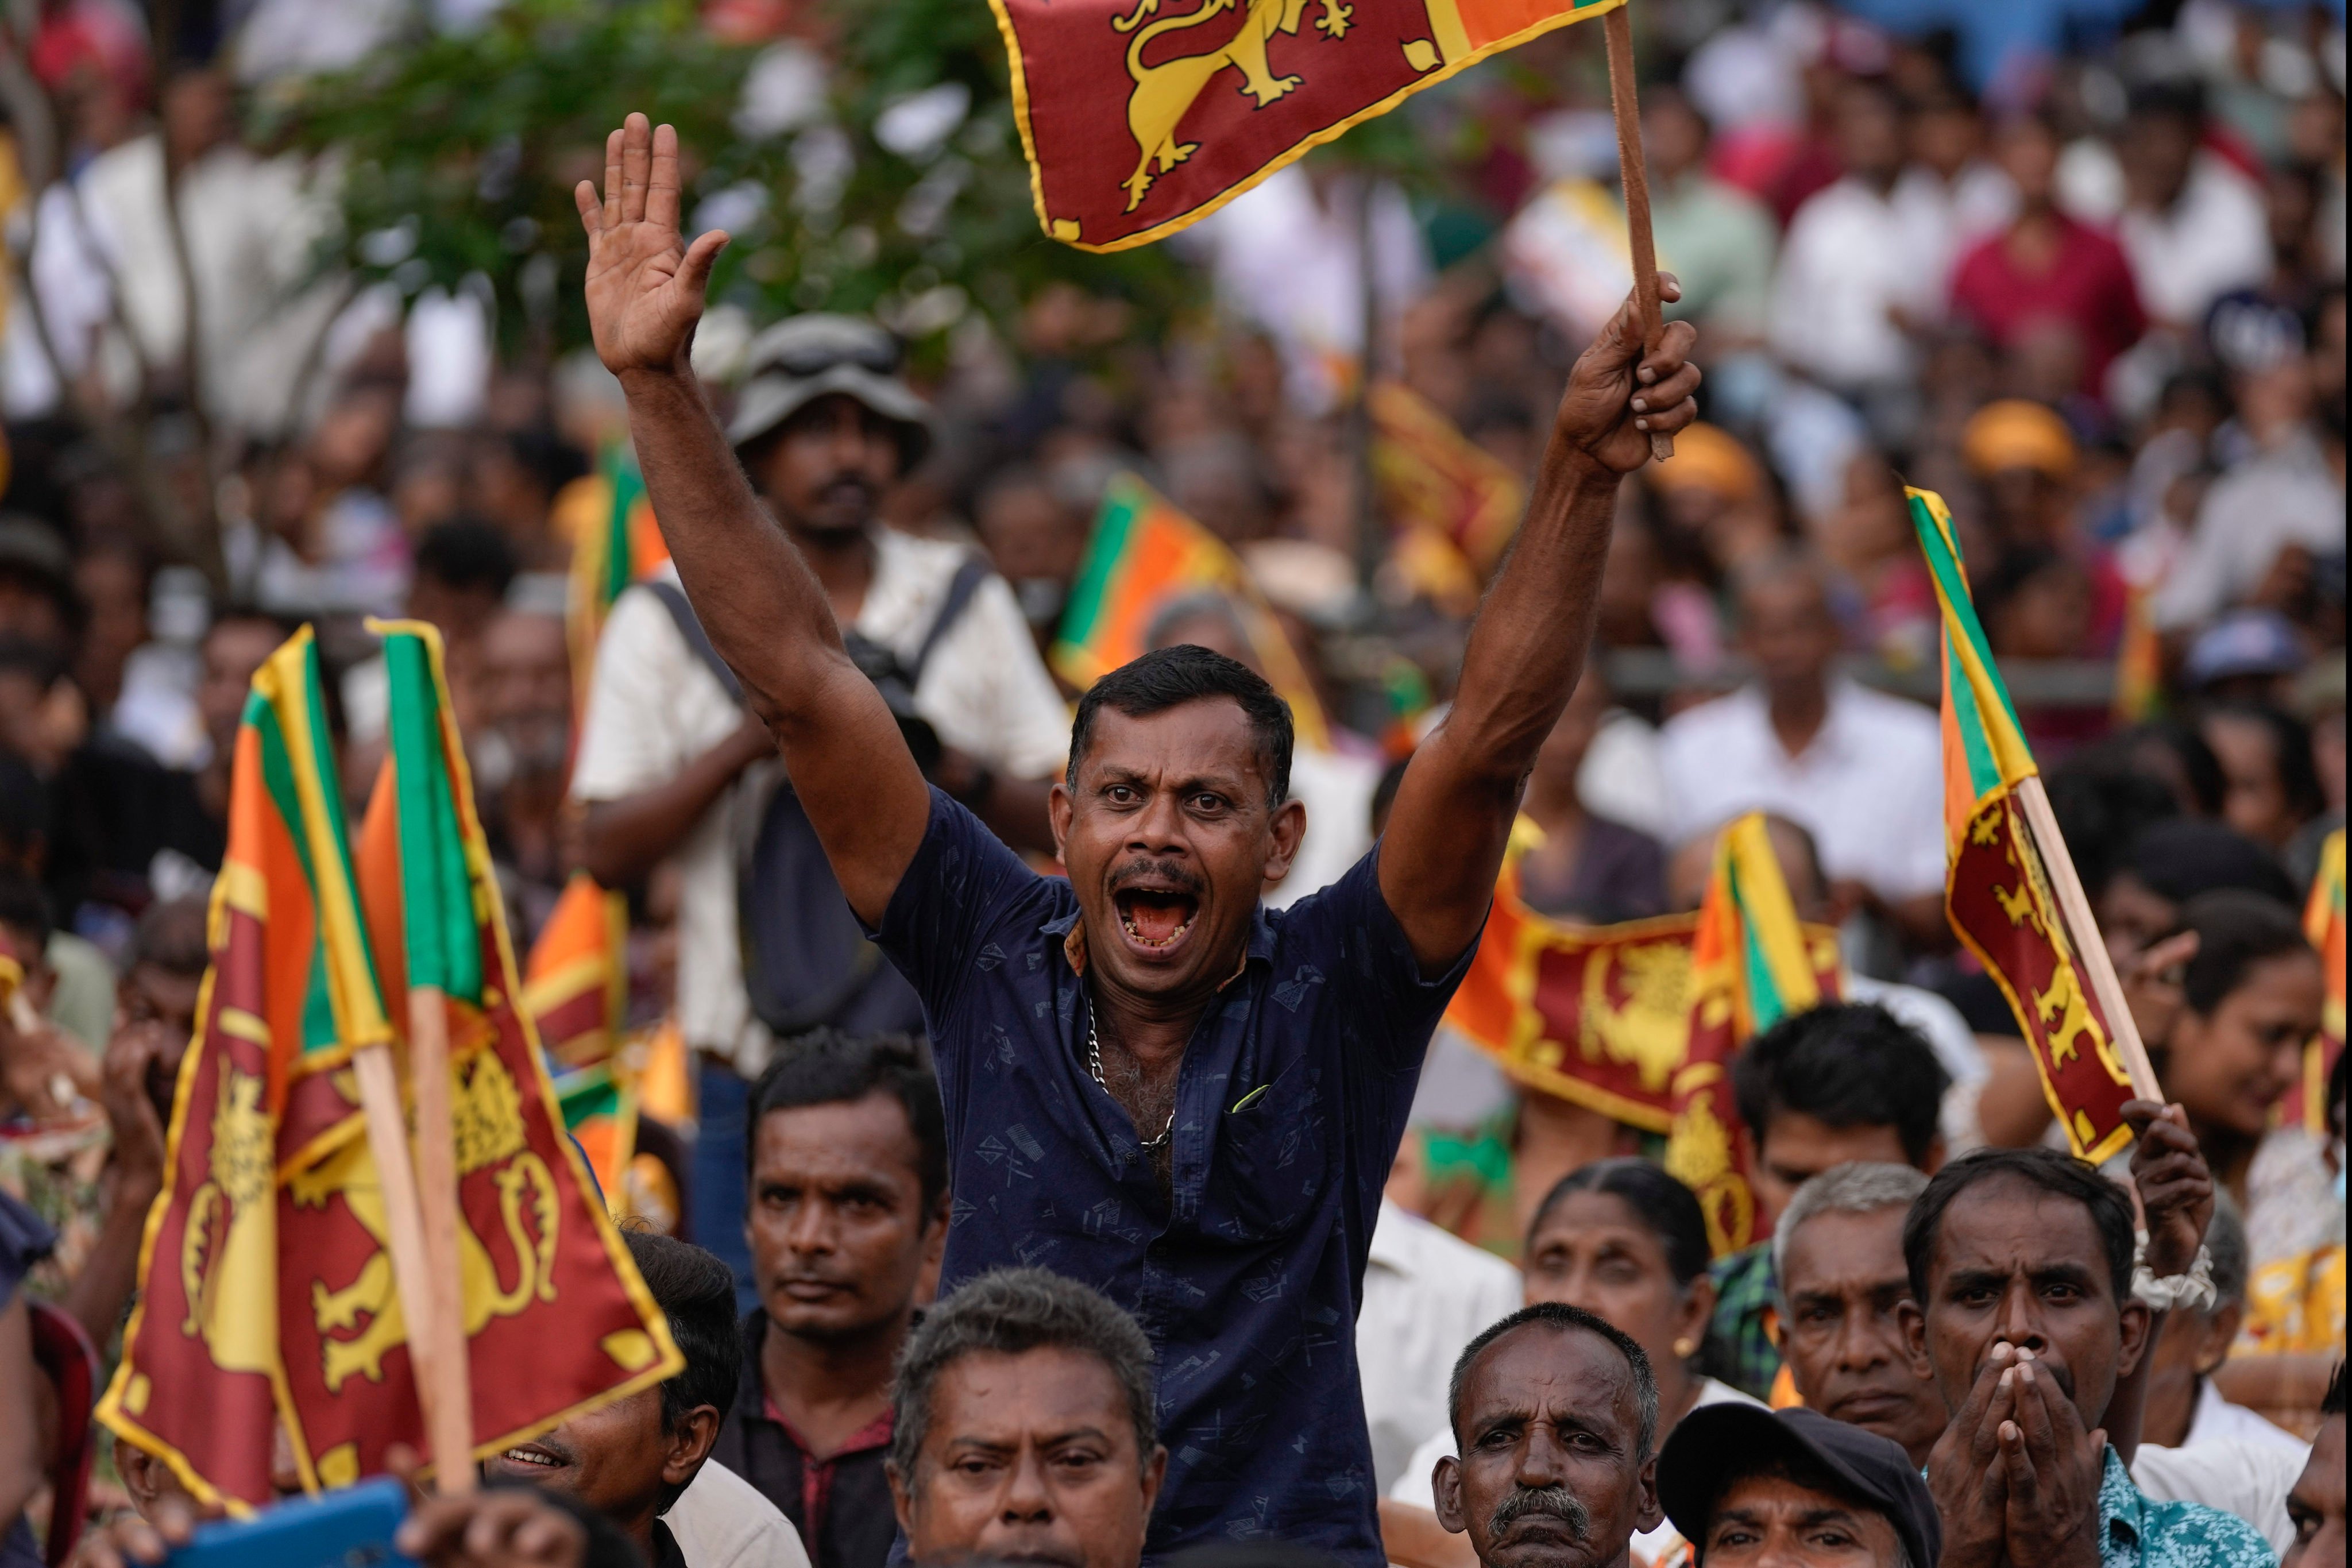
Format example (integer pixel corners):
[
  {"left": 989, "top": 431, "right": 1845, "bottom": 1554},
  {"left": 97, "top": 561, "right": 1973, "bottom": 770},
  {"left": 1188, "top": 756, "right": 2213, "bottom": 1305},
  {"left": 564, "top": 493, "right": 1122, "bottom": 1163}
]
[
  {"left": 347, "top": 1044, "right": 454, "bottom": 1473},
  {"left": 2015, "top": 774, "right": 2166, "bottom": 1103},
  {"left": 1603, "top": 3, "right": 1675, "bottom": 465},
  {"left": 408, "top": 986, "right": 478, "bottom": 1495}
]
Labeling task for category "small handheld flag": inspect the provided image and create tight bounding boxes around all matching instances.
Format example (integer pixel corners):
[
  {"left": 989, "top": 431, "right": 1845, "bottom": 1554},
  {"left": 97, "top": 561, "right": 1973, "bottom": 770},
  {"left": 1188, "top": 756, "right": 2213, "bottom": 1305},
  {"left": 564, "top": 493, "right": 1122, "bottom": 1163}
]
[
  {"left": 1913, "top": 487, "right": 2160, "bottom": 1162},
  {"left": 991, "top": 0, "right": 1629, "bottom": 252},
  {"left": 1053, "top": 474, "right": 1332, "bottom": 748},
  {"left": 2291, "top": 828, "right": 2343, "bottom": 1135},
  {"left": 1665, "top": 811, "right": 1841, "bottom": 1256},
  {"left": 1442, "top": 817, "right": 1839, "bottom": 1161}
]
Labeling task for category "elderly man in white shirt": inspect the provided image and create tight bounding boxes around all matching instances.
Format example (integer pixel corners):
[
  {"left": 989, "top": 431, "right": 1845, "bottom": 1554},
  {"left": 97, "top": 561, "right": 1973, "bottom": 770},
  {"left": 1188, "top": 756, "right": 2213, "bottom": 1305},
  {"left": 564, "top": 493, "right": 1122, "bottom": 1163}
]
[
  {"left": 570, "top": 314, "right": 1071, "bottom": 1303},
  {"left": 1658, "top": 549, "right": 1948, "bottom": 956}
]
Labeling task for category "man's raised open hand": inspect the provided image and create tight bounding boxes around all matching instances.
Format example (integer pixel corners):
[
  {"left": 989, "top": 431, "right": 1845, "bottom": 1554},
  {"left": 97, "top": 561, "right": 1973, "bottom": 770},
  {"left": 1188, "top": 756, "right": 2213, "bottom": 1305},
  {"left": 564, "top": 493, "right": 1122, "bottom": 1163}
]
[{"left": 574, "top": 113, "right": 729, "bottom": 379}]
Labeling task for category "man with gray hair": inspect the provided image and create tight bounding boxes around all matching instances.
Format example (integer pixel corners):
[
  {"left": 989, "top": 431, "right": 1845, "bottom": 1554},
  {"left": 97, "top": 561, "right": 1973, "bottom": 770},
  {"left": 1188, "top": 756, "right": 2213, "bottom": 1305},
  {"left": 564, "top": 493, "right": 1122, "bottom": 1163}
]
[
  {"left": 1432, "top": 1303, "right": 1662, "bottom": 1568},
  {"left": 887, "top": 1269, "right": 1165, "bottom": 1568},
  {"left": 1771, "top": 1163, "right": 1945, "bottom": 1467}
]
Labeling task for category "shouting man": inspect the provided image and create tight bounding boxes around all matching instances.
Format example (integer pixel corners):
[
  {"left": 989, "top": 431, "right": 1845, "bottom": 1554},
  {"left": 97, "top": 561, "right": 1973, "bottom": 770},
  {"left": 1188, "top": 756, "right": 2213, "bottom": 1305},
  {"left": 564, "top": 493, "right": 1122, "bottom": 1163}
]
[{"left": 574, "top": 113, "right": 1701, "bottom": 1565}]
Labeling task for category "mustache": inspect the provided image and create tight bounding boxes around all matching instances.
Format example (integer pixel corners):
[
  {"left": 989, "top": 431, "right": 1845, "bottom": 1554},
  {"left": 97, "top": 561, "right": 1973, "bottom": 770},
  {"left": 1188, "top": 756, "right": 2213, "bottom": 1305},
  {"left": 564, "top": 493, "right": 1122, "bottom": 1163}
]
[
  {"left": 1109, "top": 858, "right": 1204, "bottom": 897},
  {"left": 1489, "top": 1485, "right": 1592, "bottom": 1540}
]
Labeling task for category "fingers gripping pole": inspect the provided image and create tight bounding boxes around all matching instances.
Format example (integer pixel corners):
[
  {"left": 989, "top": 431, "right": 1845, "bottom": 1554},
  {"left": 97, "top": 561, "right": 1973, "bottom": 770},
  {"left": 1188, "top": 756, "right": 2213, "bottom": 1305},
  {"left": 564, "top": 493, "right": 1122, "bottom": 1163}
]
[{"left": 1604, "top": 4, "right": 1675, "bottom": 465}]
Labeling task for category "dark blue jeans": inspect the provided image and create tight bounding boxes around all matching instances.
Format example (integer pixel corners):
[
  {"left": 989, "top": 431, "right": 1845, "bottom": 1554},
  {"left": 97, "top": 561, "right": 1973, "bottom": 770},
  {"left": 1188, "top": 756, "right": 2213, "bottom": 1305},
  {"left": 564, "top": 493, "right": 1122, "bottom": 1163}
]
[{"left": 690, "top": 1055, "right": 758, "bottom": 1316}]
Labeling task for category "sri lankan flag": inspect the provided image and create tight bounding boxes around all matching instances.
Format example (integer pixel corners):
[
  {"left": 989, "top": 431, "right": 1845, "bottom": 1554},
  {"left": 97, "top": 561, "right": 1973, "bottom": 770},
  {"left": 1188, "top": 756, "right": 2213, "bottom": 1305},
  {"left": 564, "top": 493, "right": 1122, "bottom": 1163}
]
[
  {"left": 530, "top": 872, "right": 637, "bottom": 1204},
  {"left": 1053, "top": 473, "right": 1331, "bottom": 748},
  {"left": 992, "top": 0, "right": 1627, "bottom": 250},
  {"left": 1665, "top": 812, "right": 1840, "bottom": 1256},
  {"left": 1443, "top": 817, "right": 1837, "bottom": 1140},
  {"left": 2288, "top": 828, "right": 2344, "bottom": 1135},
  {"left": 526, "top": 874, "right": 631, "bottom": 1074},
  {"left": 561, "top": 444, "right": 671, "bottom": 710},
  {"left": 98, "top": 628, "right": 399, "bottom": 1510},
  {"left": 312, "top": 619, "right": 682, "bottom": 1487},
  {"left": 550, "top": 442, "right": 658, "bottom": 1087},
  {"left": 1372, "top": 381, "right": 1524, "bottom": 574},
  {"left": 1916, "top": 487, "right": 2137, "bottom": 1164}
]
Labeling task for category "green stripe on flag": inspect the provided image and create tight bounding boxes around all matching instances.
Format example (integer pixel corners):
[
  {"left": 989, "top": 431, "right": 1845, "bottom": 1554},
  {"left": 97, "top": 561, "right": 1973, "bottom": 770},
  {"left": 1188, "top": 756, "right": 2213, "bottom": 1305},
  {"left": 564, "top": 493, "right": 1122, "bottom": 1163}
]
[
  {"left": 248, "top": 700, "right": 345, "bottom": 1052},
  {"left": 1911, "top": 494, "right": 2025, "bottom": 800},
  {"left": 385, "top": 632, "right": 484, "bottom": 1005},
  {"left": 603, "top": 451, "right": 644, "bottom": 610},
  {"left": 1729, "top": 865, "right": 1789, "bottom": 1033},
  {"left": 1056, "top": 480, "right": 1144, "bottom": 652},
  {"left": 559, "top": 1068, "right": 622, "bottom": 1127}
]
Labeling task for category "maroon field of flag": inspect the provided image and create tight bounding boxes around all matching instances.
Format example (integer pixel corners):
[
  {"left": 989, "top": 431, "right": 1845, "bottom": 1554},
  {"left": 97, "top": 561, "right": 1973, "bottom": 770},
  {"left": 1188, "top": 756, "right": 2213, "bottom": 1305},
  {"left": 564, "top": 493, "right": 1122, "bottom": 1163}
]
[{"left": 992, "top": 0, "right": 1628, "bottom": 250}]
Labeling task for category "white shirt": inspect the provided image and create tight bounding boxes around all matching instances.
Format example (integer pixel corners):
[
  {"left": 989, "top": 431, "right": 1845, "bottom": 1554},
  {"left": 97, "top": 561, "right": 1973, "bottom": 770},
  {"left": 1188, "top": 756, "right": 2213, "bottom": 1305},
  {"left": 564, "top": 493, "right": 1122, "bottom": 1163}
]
[
  {"left": 1268, "top": 744, "right": 1381, "bottom": 909},
  {"left": 2131, "top": 1382, "right": 2309, "bottom": 1553},
  {"left": 1390, "top": 1377, "right": 1764, "bottom": 1563},
  {"left": 2149, "top": 431, "right": 2346, "bottom": 631},
  {"left": 570, "top": 533, "right": 1071, "bottom": 1070},
  {"left": 1657, "top": 679, "right": 1946, "bottom": 902},
  {"left": 2118, "top": 153, "right": 2271, "bottom": 327},
  {"left": 663, "top": 1459, "right": 812, "bottom": 1568},
  {"left": 1357, "top": 1199, "right": 1525, "bottom": 1492},
  {"left": 1578, "top": 710, "right": 1670, "bottom": 844},
  {"left": 1771, "top": 177, "right": 1949, "bottom": 389}
]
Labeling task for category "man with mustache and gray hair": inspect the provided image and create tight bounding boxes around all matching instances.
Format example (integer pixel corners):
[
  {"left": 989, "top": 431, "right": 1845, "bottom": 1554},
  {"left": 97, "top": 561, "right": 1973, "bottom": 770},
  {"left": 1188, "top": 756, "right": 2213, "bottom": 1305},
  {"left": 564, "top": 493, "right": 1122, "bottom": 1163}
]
[{"left": 1432, "top": 1304, "right": 1661, "bottom": 1568}]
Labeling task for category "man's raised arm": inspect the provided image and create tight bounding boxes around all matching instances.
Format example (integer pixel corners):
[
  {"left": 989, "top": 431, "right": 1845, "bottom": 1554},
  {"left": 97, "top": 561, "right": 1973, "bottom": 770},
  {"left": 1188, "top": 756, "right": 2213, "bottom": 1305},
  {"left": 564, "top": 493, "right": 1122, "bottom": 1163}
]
[
  {"left": 574, "top": 114, "right": 929, "bottom": 924},
  {"left": 1378, "top": 283, "right": 1700, "bottom": 970}
]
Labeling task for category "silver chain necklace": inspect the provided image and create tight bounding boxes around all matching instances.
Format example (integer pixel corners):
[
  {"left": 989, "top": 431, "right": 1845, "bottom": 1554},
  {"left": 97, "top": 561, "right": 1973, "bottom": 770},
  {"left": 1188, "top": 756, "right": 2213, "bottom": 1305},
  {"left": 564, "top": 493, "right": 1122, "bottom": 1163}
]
[{"left": 1087, "top": 993, "right": 1174, "bottom": 1152}]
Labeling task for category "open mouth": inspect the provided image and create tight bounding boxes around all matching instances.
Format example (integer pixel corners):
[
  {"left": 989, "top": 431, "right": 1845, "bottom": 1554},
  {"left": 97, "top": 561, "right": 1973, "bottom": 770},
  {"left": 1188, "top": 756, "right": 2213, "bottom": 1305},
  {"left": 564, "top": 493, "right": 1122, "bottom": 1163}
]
[
  {"left": 496, "top": 1443, "right": 568, "bottom": 1472},
  {"left": 1114, "top": 888, "right": 1199, "bottom": 951}
]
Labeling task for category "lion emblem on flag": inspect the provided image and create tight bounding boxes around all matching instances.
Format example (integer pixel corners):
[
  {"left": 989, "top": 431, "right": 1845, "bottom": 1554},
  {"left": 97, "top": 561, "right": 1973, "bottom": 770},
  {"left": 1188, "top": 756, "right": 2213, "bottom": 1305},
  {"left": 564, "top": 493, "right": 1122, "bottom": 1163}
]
[
  {"left": 288, "top": 1048, "right": 560, "bottom": 1391},
  {"left": 1115, "top": 0, "right": 1353, "bottom": 211}
]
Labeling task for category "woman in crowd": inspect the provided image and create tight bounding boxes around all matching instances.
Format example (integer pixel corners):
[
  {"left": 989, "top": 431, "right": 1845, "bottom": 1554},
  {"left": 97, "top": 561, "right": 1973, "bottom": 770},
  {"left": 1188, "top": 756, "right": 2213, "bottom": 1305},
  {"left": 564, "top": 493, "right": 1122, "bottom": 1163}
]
[
  {"left": 2148, "top": 890, "right": 2327, "bottom": 1225},
  {"left": 1381, "top": 1160, "right": 1762, "bottom": 1568}
]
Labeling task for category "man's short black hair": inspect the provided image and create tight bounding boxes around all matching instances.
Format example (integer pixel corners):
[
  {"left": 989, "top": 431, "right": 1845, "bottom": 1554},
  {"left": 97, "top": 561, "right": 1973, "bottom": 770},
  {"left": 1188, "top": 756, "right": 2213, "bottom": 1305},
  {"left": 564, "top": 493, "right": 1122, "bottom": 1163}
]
[
  {"left": 621, "top": 1231, "right": 739, "bottom": 1438},
  {"left": 2118, "top": 820, "right": 2298, "bottom": 907},
  {"left": 1901, "top": 1147, "right": 2137, "bottom": 1304},
  {"left": 891, "top": 1268, "right": 1157, "bottom": 1478},
  {"left": 1067, "top": 644, "right": 1294, "bottom": 805},
  {"left": 2322, "top": 1362, "right": 2345, "bottom": 1420},
  {"left": 746, "top": 1030, "right": 948, "bottom": 1210},
  {"left": 1448, "top": 1302, "right": 1660, "bottom": 1461},
  {"left": 414, "top": 519, "right": 519, "bottom": 602},
  {"left": 1731, "top": 1003, "right": 1950, "bottom": 1167}
]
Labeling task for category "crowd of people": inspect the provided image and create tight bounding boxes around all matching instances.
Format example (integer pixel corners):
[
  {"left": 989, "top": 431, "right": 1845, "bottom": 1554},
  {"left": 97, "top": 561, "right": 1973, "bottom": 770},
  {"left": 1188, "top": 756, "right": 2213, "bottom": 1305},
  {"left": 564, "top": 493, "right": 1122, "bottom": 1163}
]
[{"left": 0, "top": 0, "right": 2340, "bottom": 1563}]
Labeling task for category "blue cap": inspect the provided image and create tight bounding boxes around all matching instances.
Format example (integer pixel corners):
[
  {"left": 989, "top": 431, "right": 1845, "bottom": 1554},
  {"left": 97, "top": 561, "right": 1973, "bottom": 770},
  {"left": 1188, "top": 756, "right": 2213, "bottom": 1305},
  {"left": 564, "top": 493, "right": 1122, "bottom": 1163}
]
[{"left": 2184, "top": 609, "right": 2304, "bottom": 689}]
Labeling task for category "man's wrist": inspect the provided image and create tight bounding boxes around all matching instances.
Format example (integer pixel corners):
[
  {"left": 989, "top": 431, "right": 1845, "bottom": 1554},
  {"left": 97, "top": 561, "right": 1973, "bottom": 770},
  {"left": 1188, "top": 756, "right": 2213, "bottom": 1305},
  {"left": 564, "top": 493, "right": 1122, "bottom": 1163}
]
[
  {"left": 1555, "top": 443, "right": 1622, "bottom": 488},
  {"left": 615, "top": 358, "right": 699, "bottom": 400}
]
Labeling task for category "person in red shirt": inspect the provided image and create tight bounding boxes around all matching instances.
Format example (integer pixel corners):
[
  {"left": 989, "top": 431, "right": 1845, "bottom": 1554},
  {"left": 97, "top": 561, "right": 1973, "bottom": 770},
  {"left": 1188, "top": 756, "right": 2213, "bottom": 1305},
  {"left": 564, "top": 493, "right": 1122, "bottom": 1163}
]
[{"left": 1951, "top": 114, "right": 2148, "bottom": 401}]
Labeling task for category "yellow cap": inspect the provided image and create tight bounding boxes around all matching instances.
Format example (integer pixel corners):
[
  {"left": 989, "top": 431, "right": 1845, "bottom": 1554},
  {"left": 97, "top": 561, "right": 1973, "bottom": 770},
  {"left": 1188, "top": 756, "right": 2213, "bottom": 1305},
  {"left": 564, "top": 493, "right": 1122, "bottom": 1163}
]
[
  {"left": 1962, "top": 399, "right": 2076, "bottom": 480},
  {"left": 1647, "top": 422, "right": 1763, "bottom": 503}
]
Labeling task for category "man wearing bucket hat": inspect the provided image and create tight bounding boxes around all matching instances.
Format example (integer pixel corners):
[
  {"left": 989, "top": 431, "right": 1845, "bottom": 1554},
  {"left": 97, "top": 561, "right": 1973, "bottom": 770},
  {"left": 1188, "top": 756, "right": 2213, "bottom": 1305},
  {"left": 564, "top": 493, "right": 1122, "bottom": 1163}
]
[
  {"left": 1656, "top": 1404, "right": 1941, "bottom": 1566},
  {"left": 570, "top": 309, "right": 1069, "bottom": 1317}
]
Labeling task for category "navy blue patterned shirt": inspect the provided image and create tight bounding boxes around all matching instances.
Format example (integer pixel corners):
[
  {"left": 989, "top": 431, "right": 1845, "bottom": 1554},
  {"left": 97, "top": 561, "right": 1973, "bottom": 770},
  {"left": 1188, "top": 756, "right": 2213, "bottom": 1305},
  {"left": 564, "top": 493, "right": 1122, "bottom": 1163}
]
[{"left": 873, "top": 789, "right": 1480, "bottom": 1568}]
